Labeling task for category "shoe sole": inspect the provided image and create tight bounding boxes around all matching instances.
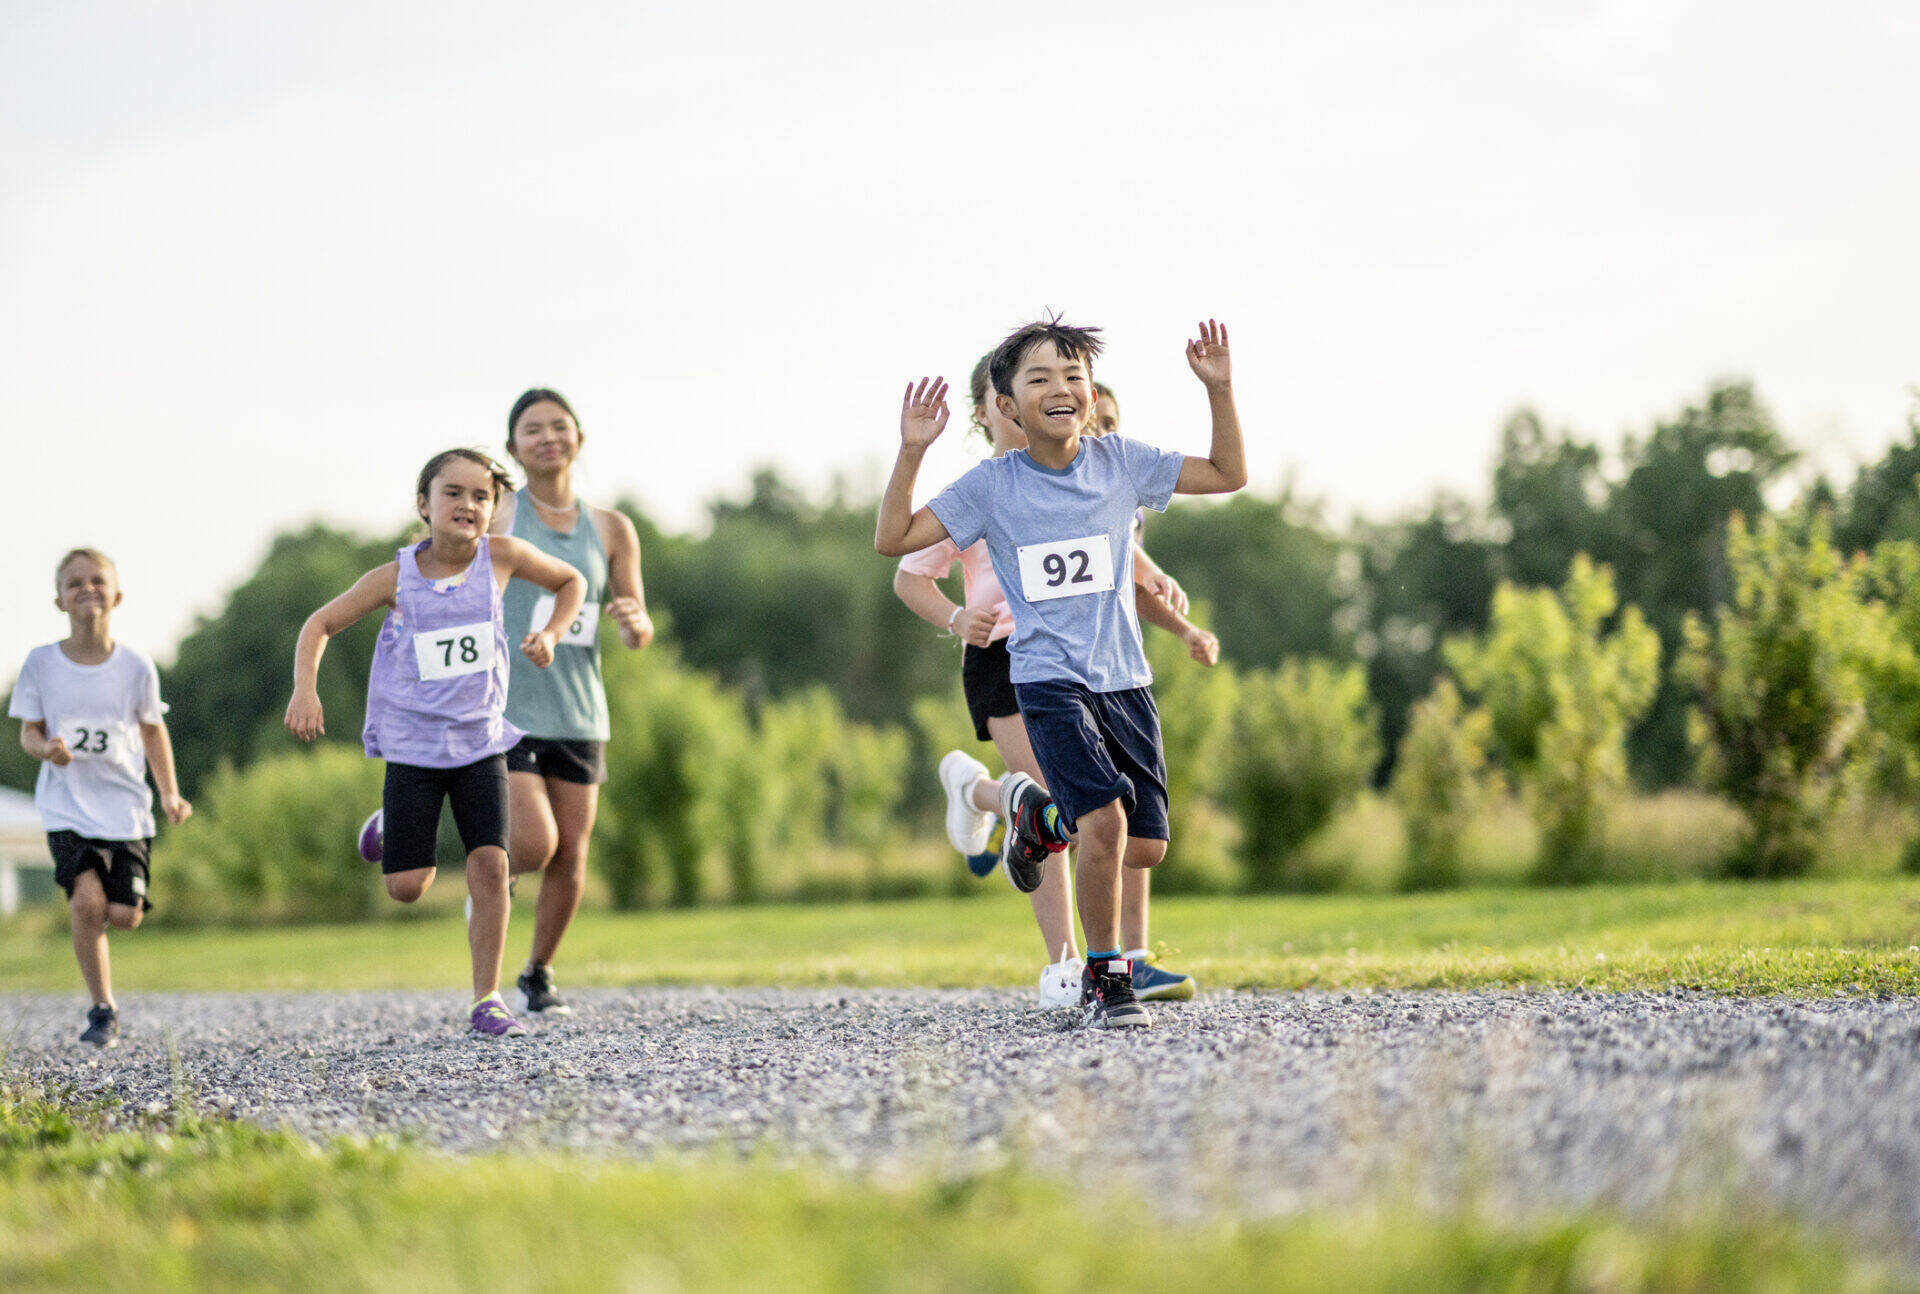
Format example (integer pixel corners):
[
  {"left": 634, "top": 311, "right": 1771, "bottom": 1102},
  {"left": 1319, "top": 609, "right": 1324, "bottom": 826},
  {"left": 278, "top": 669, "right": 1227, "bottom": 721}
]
[
  {"left": 80, "top": 1037, "right": 118, "bottom": 1048},
  {"left": 1136, "top": 978, "right": 1197, "bottom": 1002},
  {"left": 938, "top": 752, "right": 993, "bottom": 856},
  {"left": 519, "top": 991, "right": 574, "bottom": 1016}
]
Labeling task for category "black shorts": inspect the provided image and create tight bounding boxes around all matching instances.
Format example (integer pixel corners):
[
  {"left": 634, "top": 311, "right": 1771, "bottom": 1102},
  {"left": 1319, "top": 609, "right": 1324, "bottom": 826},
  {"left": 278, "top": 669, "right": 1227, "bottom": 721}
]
[
  {"left": 505, "top": 736, "right": 607, "bottom": 785},
  {"left": 49, "top": 831, "right": 153, "bottom": 911},
  {"left": 1012, "top": 680, "right": 1170, "bottom": 840},
  {"left": 961, "top": 639, "right": 1021, "bottom": 742},
  {"left": 381, "top": 754, "right": 509, "bottom": 875}
]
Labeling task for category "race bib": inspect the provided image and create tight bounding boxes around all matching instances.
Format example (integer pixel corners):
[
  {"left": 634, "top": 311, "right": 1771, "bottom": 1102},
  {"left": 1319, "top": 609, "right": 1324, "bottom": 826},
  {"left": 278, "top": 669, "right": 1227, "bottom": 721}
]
[
  {"left": 530, "top": 593, "right": 599, "bottom": 648},
  {"left": 63, "top": 717, "right": 126, "bottom": 762},
  {"left": 413, "top": 621, "right": 496, "bottom": 681},
  {"left": 1017, "top": 535, "right": 1115, "bottom": 603}
]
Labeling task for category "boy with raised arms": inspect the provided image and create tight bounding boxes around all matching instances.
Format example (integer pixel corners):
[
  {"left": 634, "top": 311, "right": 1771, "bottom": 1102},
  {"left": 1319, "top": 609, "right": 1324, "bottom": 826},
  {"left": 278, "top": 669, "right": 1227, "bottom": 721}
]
[{"left": 876, "top": 318, "right": 1245, "bottom": 1028}]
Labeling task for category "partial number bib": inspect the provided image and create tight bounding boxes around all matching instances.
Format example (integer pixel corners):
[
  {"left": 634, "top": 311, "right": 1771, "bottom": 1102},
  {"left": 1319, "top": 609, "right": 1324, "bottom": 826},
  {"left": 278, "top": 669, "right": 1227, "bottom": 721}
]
[
  {"left": 1016, "top": 535, "right": 1116, "bottom": 603},
  {"left": 530, "top": 593, "right": 599, "bottom": 648},
  {"left": 413, "top": 621, "right": 496, "bottom": 681},
  {"left": 63, "top": 717, "right": 127, "bottom": 763}
]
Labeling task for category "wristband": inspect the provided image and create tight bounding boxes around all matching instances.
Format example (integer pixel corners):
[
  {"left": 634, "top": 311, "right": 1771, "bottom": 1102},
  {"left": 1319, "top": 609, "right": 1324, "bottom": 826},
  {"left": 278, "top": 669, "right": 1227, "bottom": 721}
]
[{"left": 947, "top": 606, "right": 964, "bottom": 635}]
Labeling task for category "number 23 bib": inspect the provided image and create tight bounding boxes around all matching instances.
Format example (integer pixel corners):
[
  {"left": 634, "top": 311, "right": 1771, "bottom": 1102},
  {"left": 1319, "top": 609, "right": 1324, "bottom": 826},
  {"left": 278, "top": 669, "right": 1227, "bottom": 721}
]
[{"left": 1016, "top": 535, "right": 1116, "bottom": 603}]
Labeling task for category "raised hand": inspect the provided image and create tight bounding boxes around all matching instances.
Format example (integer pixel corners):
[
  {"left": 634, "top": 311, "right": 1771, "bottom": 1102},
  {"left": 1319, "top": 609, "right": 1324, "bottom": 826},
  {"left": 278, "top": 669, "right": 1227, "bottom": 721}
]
[
  {"left": 607, "top": 596, "right": 654, "bottom": 650},
  {"left": 1185, "top": 319, "right": 1231, "bottom": 390},
  {"left": 521, "top": 629, "right": 556, "bottom": 669},
  {"left": 900, "top": 377, "right": 950, "bottom": 450}
]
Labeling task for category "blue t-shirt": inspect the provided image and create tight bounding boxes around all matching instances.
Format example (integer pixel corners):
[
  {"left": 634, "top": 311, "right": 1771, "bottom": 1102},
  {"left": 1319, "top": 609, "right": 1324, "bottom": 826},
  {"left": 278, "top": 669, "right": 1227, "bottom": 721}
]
[{"left": 928, "top": 434, "right": 1186, "bottom": 692}]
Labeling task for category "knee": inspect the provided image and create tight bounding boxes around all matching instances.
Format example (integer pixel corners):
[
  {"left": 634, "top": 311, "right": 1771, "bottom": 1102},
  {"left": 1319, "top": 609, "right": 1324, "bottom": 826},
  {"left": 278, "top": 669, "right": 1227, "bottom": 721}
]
[
  {"left": 385, "top": 870, "right": 433, "bottom": 903},
  {"left": 106, "top": 905, "right": 143, "bottom": 930},
  {"left": 510, "top": 826, "right": 558, "bottom": 874},
  {"left": 69, "top": 890, "right": 106, "bottom": 928},
  {"left": 1074, "top": 803, "right": 1128, "bottom": 862},
  {"left": 467, "top": 847, "right": 509, "bottom": 889},
  {"left": 546, "top": 838, "right": 589, "bottom": 883},
  {"left": 1125, "top": 838, "right": 1168, "bottom": 870}
]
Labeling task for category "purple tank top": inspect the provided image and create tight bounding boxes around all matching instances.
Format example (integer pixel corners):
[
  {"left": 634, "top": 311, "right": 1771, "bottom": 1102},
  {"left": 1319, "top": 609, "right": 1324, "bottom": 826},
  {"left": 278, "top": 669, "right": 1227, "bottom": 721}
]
[{"left": 362, "top": 537, "right": 523, "bottom": 769}]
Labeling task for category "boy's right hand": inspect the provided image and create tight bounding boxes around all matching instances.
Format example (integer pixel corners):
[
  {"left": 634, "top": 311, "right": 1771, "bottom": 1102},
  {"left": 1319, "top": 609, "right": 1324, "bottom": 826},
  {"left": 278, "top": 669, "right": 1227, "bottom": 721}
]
[
  {"left": 957, "top": 607, "right": 998, "bottom": 648},
  {"left": 285, "top": 691, "right": 325, "bottom": 742},
  {"left": 900, "top": 377, "right": 950, "bottom": 450},
  {"left": 42, "top": 737, "right": 72, "bottom": 767}
]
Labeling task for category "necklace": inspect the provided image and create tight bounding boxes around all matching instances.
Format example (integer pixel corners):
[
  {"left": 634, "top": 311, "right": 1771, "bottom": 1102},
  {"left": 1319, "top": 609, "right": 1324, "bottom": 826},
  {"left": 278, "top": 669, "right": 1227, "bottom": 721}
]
[{"left": 526, "top": 485, "right": 578, "bottom": 517}]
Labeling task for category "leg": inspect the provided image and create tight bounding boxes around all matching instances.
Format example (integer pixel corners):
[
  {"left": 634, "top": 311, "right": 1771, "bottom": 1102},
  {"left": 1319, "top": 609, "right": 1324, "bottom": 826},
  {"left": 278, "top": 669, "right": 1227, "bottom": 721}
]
[
  {"left": 106, "top": 903, "right": 143, "bottom": 931},
  {"left": 969, "top": 775, "right": 1002, "bottom": 815},
  {"left": 465, "top": 846, "right": 511, "bottom": 1001},
  {"left": 385, "top": 867, "right": 436, "bottom": 903},
  {"left": 987, "top": 713, "right": 1076, "bottom": 961},
  {"left": 1121, "top": 863, "right": 1150, "bottom": 953},
  {"left": 528, "top": 779, "right": 598, "bottom": 968},
  {"left": 1071, "top": 799, "right": 1129, "bottom": 956},
  {"left": 68, "top": 871, "right": 112, "bottom": 1007},
  {"left": 381, "top": 761, "right": 442, "bottom": 904},
  {"left": 507, "top": 770, "right": 559, "bottom": 877}
]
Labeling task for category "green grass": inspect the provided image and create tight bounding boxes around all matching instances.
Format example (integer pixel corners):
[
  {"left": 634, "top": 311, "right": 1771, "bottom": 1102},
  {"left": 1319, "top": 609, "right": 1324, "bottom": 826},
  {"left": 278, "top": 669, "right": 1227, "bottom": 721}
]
[
  {"left": 6, "top": 876, "right": 1920, "bottom": 997},
  {"left": 0, "top": 1081, "right": 1903, "bottom": 1293}
]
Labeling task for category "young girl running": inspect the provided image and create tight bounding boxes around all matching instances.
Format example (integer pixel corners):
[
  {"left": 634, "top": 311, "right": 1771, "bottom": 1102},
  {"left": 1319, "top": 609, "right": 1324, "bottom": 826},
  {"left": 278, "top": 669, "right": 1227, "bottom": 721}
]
[
  {"left": 286, "top": 449, "right": 586, "bottom": 1038},
  {"left": 10, "top": 549, "right": 192, "bottom": 1046},
  {"left": 894, "top": 360, "right": 1215, "bottom": 1005},
  {"left": 491, "top": 388, "right": 654, "bottom": 1015}
]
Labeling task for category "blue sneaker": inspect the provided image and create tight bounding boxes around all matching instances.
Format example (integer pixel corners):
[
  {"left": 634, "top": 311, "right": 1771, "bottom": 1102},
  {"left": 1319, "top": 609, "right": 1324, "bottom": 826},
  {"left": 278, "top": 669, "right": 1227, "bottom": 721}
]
[{"left": 1131, "top": 952, "right": 1197, "bottom": 1002}]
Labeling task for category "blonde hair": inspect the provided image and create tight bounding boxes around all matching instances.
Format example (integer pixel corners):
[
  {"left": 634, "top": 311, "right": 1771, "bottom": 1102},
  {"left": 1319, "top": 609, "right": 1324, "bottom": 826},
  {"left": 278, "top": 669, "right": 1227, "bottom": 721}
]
[{"left": 54, "top": 547, "right": 116, "bottom": 590}]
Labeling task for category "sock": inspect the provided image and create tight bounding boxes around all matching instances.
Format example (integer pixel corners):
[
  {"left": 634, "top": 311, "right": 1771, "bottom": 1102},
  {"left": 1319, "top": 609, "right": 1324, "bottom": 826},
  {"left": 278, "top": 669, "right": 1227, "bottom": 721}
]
[
  {"left": 1037, "top": 803, "right": 1071, "bottom": 849},
  {"left": 473, "top": 991, "right": 501, "bottom": 1009},
  {"left": 1087, "top": 948, "right": 1121, "bottom": 964},
  {"left": 1125, "top": 947, "right": 1151, "bottom": 963}
]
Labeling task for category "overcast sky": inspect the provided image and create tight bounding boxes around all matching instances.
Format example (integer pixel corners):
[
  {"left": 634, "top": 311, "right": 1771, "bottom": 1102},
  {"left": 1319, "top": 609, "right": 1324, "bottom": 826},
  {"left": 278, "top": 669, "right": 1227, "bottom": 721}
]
[{"left": 4, "top": 0, "right": 1917, "bottom": 682}]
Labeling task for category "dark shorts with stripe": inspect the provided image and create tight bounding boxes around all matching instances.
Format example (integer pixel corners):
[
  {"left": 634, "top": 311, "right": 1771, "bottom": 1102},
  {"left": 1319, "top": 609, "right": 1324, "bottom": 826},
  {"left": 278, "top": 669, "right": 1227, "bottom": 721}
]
[
  {"left": 49, "top": 831, "right": 153, "bottom": 911},
  {"left": 1012, "top": 679, "right": 1170, "bottom": 841}
]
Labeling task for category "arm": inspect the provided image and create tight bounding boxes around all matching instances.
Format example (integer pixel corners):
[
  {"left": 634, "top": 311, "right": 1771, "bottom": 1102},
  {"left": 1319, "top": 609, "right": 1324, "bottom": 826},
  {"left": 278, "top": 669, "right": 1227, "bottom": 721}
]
[
  {"left": 598, "top": 509, "right": 655, "bottom": 650},
  {"left": 1173, "top": 319, "right": 1248, "bottom": 495},
  {"left": 875, "top": 377, "right": 955, "bottom": 557},
  {"left": 1131, "top": 542, "right": 1189, "bottom": 614},
  {"left": 139, "top": 722, "right": 192, "bottom": 824},
  {"left": 20, "top": 720, "right": 71, "bottom": 767},
  {"left": 285, "top": 563, "right": 399, "bottom": 741},
  {"left": 1135, "top": 587, "right": 1219, "bottom": 665},
  {"left": 894, "top": 569, "right": 998, "bottom": 648},
  {"left": 494, "top": 536, "right": 588, "bottom": 668}
]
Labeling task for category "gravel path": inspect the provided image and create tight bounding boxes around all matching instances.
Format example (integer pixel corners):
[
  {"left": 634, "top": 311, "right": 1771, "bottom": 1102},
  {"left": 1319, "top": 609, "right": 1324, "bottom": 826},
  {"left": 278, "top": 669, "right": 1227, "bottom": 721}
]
[{"left": 7, "top": 987, "right": 1920, "bottom": 1248}]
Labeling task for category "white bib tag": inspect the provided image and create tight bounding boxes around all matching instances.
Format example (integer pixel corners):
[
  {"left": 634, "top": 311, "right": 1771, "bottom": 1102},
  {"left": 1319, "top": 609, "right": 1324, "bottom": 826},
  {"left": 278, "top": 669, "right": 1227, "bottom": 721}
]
[
  {"left": 1017, "top": 535, "right": 1116, "bottom": 603},
  {"left": 63, "top": 717, "right": 127, "bottom": 763},
  {"left": 530, "top": 593, "right": 599, "bottom": 648},
  {"left": 413, "top": 621, "right": 496, "bottom": 681}
]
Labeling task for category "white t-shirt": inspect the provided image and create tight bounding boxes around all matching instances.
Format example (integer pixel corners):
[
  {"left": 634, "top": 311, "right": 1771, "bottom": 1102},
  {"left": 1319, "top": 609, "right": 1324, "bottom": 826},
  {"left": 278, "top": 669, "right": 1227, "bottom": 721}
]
[{"left": 7, "top": 642, "right": 167, "bottom": 840}]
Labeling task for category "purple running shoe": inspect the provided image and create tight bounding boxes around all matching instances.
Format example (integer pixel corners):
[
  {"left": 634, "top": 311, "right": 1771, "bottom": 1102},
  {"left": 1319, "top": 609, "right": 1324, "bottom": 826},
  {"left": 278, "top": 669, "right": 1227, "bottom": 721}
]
[
  {"left": 469, "top": 993, "right": 528, "bottom": 1038},
  {"left": 357, "top": 809, "right": 383, "bottom": 864}
]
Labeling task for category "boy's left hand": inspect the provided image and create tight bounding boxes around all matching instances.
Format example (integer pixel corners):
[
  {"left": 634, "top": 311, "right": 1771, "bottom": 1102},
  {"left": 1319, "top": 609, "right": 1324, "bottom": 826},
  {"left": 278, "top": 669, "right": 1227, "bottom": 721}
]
[
  {"left": 1185, "top": 319, "right": 1231, "bottom": 390},
  {"left": 521, "top": 630, "right": 557, "bottom": 668},
  {"left": 161, "top": 794, "right": 193, "bottom": 825}
]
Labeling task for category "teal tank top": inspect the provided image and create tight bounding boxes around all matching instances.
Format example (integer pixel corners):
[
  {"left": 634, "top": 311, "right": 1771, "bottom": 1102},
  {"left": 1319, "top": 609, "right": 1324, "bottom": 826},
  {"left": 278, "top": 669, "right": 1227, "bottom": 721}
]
[{"left": 502, "top": 489, "right": 612, "bottom": 742}]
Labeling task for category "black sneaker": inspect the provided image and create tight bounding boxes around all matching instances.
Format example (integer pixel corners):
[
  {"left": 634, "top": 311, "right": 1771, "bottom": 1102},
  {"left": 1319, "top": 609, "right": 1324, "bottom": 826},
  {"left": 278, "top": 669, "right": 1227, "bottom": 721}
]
[
  {"left": 997, "top": 772, "right": 1064, "bottom": 894},
  {"left": 79, "top": 1004, "right": 119, "bottom": 1048},
  {"left": 1080, "top": 958, "right": 1151, "bottom": 1029},
  {"left": 517, "top": 965, "right": 571, "bottom": 1015}
]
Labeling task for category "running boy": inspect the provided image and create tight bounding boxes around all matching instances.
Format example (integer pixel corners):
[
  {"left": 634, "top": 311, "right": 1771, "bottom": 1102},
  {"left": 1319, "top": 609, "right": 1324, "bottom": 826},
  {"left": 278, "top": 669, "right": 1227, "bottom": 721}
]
[
  {"left": 286, "top": 449, "right": 586, "bottom": 1039},
  {"left": 876, "top": 318, "right": 1245, "bottom": 1028},
  {"left": 10, "top": 549, "right": 192, "bottom": 1047}
]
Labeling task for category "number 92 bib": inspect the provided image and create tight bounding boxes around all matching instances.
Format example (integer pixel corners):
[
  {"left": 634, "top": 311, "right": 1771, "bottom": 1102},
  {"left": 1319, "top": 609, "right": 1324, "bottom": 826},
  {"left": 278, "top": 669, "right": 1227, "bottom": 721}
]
[
  {"left": 413, "top": 621, "right": 496, "bottom": 681},
  {"left": 1016, "top": 535, "right": 1117, "bottom": 603}
]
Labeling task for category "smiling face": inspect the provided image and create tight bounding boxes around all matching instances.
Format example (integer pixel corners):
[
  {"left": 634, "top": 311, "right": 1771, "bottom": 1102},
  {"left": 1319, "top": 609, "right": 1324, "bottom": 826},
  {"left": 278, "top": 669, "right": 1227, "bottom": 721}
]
[
  {"left": 995, "top": 339, "right": 1093, "bottom": 449},
  {"left": 508, "top": 399, "right": 581, "bottom": 474},
  {"left": 55, "top": 553, "right": 121, "bottom": 621},
  {"left": 417, "top": 457, "right": 499, "bottom": 541}
]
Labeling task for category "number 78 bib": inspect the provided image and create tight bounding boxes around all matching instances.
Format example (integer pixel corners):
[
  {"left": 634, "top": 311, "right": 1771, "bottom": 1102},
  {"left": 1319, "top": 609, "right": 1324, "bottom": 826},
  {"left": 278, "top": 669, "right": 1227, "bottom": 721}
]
[
  {"left": 1016, "top": 534, "right": 1116, "bottom": 603},
  {"left": 413, "top": 622, "right": 496, "bottom": 681}
]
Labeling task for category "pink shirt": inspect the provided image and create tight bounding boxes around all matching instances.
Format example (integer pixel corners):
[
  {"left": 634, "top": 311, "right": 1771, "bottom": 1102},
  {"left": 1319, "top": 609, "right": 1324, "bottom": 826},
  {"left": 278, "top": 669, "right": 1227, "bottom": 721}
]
[{"left": 898, "top": 538, "right": 1015, "bottom": 644}]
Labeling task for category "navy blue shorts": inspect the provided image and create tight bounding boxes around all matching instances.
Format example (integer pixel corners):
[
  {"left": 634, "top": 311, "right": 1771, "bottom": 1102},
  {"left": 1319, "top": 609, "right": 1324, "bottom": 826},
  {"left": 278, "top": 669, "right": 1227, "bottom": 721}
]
[{"left": 1012, "top": 680, "right": 1169, "bottom": 841}]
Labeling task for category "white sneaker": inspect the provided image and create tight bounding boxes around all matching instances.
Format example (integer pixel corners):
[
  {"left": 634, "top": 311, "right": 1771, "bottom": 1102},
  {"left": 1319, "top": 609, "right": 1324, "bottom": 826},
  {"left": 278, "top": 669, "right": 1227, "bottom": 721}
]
[
  {"left": 1038, "top": 944, "right": 1085, "bottom": 1009},
  {"left": 938, "top": 750, "right": 995, "bottom": 856}
]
